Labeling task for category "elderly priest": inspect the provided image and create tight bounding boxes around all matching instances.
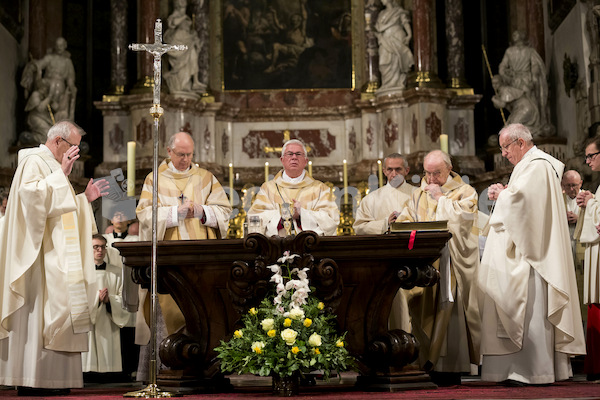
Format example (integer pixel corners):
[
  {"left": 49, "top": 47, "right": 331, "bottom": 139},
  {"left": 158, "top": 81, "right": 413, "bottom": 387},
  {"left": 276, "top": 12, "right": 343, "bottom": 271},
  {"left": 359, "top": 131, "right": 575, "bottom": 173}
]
[
  {"left": 479, "top": 123, "right": 585, "bottom": 385},
  {"left": 0, "top": 121, "right": 109, "bottom": 396},
  {"left": 248, "top": 139, "right": 339, "bottom": 236}
]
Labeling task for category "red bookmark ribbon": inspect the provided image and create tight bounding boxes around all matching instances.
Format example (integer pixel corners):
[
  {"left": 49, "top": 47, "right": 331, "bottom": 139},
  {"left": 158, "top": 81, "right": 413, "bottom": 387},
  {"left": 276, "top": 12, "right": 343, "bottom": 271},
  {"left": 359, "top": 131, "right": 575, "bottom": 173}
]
[{"left": 408, "top": 230, "right": 417, "bottom": 250}]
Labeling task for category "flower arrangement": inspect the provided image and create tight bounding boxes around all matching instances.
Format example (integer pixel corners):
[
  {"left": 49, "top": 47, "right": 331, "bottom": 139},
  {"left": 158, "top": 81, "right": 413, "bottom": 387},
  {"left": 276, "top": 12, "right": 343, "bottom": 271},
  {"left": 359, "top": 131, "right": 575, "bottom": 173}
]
[{"left": 215, "top": 251, "right": 354, "bottom": 380}]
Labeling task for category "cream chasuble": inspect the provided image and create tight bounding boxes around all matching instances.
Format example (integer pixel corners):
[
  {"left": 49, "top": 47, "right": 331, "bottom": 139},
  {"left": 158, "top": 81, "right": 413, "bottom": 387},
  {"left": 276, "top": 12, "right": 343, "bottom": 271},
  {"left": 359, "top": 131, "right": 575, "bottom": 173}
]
[
  {"left": 82, "top": 262, "right": 130, "bottom": 373},
  {"left": 578, "top": 186, "right": 600, "bottom": 305},
  {"left": 397, "top": 171, "right": 480, "bottom": 372},
  {"left": 248, "top": 170, "right": 339, "bottom": 236},
  {"left": 479, "top": 147, "right": 585, "bottom": 383},
  {"left": 0, "top": 146, "right": 98, "bottom": 388},
  {"left": 354, "top": 181, "right": 416, "bottom": 333},
  {"left": 135, "top": 160, "right": 232, "bottom": 344}
]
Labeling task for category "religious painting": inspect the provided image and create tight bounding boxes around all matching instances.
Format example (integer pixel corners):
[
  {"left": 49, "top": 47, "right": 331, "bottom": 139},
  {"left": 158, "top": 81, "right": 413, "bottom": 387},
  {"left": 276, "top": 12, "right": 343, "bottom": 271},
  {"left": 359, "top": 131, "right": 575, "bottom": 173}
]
[
  {"left": 222, "top": 0, "right": 353, "bottom": 91},
  {"left": 547, "top": 0, "right": 576, "bottom": 33}
]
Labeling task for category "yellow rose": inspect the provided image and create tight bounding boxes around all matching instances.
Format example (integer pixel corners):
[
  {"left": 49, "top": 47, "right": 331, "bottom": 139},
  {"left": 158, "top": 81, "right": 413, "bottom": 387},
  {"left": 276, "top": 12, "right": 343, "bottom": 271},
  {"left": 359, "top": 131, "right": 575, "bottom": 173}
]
[
  {"left": 283, "top": 318, "right": 292, "bottom": 327},
  {"left": 251, "top": 341, "right": 265, "bottom": 354},
  {"left": 233, "top": 330, "right": 243, "bottom": 338},
  {"left": 336, "top": 340, "right": 344, "bottom": 348},
  {"left": 281, "top": 328, "right": 298, "bottom": 345},
  {"left": 303, "top": 318, "right": 312, "bottom": 327},
  {"left": 308, "top": 332, "right": 322, "bottom": 347},
  {"left": 261, "top": 318, "right": 275, "bottom": 331},
  {"left": 291, "top": 346, "right": 300, "bottom": 354},
  {"left": 313, "top": 348, "right": 320, "bottom": 355},
  {"left": 317, "top": 302, "right": 325, "bottom": 310},
  {"left": 267, "top": 329, "right": 276, "bottom": 337},
  {"left": 249, "top": 307, "right": 257, "bottom": 315}
]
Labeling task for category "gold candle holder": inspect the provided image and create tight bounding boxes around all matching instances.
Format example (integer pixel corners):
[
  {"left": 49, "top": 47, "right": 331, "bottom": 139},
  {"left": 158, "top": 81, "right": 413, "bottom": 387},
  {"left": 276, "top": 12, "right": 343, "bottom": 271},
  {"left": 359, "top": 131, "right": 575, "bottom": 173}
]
[{"left": 337, "top": 203, "right": 355, "bottom": 236}]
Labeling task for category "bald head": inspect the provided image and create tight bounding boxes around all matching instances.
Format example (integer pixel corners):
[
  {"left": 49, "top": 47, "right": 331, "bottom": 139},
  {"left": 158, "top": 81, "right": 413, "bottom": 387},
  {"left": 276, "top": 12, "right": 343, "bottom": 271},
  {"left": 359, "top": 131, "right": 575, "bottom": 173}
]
[
  {"left": 423, "top": 150, "right": 452, "bottom": 186},
  {"left": 561, "top": 170, "right": 582, "bottom": 199},
  {"left": 167, "top": 132, "right": 195, "bottom": 171}
]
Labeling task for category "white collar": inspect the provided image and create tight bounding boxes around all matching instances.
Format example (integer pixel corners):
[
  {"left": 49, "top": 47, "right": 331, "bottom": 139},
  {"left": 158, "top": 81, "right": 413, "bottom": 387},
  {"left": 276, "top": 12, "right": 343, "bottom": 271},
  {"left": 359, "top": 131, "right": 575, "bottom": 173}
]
[
  {"left": 282, "top": 170, "right": 306, "bottom": 184},
  {"left": 168, "top": 161, "right": 191, "bottom": 173}
]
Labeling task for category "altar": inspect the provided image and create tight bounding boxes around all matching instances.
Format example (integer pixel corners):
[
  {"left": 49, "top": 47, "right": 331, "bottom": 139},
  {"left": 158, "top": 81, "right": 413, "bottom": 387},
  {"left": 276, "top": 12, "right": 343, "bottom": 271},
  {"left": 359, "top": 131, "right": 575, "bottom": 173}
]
[{"left": 115, "top": 230, "right": 451, "bottom": 392}]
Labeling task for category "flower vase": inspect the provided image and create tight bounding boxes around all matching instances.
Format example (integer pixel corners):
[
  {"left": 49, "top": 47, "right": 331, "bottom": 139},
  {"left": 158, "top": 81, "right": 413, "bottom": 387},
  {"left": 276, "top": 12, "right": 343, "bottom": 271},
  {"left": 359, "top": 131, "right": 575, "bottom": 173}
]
[{"left": 271, "top": 373, "right": 300, "bottom": 396}]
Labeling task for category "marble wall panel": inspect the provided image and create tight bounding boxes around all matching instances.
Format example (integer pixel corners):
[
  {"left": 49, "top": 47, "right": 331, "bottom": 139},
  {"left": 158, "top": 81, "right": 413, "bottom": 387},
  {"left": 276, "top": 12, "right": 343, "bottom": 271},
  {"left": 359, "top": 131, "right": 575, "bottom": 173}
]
[{"left": 103, "top": 114, "right": 130, "bottom": 163}]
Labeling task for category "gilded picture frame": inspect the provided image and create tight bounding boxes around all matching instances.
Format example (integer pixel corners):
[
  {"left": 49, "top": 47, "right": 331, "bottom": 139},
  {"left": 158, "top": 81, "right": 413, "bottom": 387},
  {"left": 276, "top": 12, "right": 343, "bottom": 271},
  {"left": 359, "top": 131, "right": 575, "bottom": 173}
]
[{"left": 219, "top": 0, "right": 355, "bottom": 91}]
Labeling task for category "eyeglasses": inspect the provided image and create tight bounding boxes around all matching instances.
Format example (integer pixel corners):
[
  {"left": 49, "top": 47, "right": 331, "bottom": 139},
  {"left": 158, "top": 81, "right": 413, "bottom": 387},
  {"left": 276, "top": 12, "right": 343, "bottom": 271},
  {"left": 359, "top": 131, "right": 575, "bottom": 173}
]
[
  {"left": 61, "top": 137, "right": 79, "bottom": 148},
  {"left": 93, "top": 245, "right": 106, "bottom": 250},
  {"left": 424, "top": 170, "right": 442, "bottom": 178},
  {"left": 584, "top": 151, "right": 600, "bottom": 161},
  {"left": 499, "top": 139, "right": 519, "bottom": 152},
  {"left": 171, "top": 150, "right": 193, "bottom": 158},
  {"left": 563, "top": 183, "right": 582, "bottom": 188},
  {"left": 283, "top": 152, "right": 305, "bottom": 158}
]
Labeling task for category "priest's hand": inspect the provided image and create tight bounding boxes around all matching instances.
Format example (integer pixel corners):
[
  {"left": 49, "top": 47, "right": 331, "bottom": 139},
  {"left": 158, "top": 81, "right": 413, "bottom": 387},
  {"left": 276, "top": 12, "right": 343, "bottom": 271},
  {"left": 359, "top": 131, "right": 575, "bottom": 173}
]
[
  {"left": 388, "top": 211, "right": 399, "bottom": 225},
  {"left": 576, "top": 190, "right": 593, "bottom": 207},
  {"left": 596, "top": 223, "right": 600, "bottom": 236},
  {"left": 85, "top": 178, "right": 110, "bottom": 203},
  {"left": 292, "top": 199, "right": 302, "bottom": 220},
  {"left": 61, "top": 145, "right": 80, "bottom": 175},
  {"left": 193, "top": 203, "right": 204, "bottom": 220},
  {"left": 424, "top": 184, "right": 443, "bottom": 201},
  {"left": 178, "top": 200, "right": 194, "bottom": 219},
  {"left": 99, "top": 288, "right": 109, "bottom": 304},
  {"left": 567, "top": 211, "right": 578, "bottom": 224},
  {"left": 487, "top": 183, "right": 506, "bottom": 201}
]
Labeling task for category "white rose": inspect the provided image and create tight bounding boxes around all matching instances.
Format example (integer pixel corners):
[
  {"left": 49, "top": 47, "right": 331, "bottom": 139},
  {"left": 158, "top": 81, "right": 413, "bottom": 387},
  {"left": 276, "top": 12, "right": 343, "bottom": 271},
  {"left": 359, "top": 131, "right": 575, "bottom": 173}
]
[
  {"left": 281, "top": 328, "right": 298, "bottom": 345},
  {"left": 261, "top": 318, "right": 275, "bottom": 331},
  {"left": 308, "top": 332, "right": 322, "bottom": 347},
  {"left": 288, "top": 307, "right": 305, "bottom": 320}
]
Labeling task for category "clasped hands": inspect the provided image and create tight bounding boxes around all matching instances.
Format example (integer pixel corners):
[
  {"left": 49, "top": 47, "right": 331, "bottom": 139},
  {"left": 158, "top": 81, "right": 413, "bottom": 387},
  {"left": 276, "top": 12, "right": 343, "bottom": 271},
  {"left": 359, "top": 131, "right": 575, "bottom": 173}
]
[
  {"left": 99, "top": 287, "right": 109, "bottom": 304},
  {"left": 487, "top": 183, "right": 507, "bottom": 201},
  {"left": 576, "top": 190, "right": 594, "bottom": 208},
  {"left": 177, "top": 200, "right": 204, "bottom": 220}
]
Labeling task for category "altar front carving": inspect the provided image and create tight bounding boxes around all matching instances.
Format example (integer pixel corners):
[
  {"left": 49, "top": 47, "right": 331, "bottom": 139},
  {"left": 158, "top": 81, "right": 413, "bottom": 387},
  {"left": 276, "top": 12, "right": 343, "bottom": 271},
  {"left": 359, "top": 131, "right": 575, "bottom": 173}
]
[{"left": 115, "top": 230, "right": 451, "bottom": 392}]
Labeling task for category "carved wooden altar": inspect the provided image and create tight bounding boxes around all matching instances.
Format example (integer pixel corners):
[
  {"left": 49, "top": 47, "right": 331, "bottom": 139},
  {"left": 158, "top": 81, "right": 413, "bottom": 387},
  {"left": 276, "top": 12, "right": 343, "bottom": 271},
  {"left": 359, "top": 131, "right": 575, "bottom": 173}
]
[{"left": 115, "top": 230, "right": 450, "bottom": 392}]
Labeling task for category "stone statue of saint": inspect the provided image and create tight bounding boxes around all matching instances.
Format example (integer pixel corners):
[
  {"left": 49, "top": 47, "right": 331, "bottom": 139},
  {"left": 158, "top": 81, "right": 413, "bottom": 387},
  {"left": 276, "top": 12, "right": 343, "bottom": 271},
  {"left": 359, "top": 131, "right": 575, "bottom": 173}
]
[
  {"left": 164, "top": 0, "right": 206, "bottom": 95},
  {"left": 19, "top": 37, "right": 77, "bottom": 145},
  {"left": 492, "top": 31, "right": 554, "bottom": 137},
  {"left": 374, "top": 0, "right": 414, "bottom": 89}
]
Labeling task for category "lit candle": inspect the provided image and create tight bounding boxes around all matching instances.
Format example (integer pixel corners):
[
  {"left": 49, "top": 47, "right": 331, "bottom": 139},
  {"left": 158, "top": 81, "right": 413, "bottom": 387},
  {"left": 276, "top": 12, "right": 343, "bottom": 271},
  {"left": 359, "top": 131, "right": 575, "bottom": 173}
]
[
  {"left": 440, "top": 134, "right": 449, "bottom": 153},
  {"left": 308, "top": 161, "right": 313, "bottom": 177},
  {"left": 377, "top": 160, "right": 383, "bottom": 188},
  {"left": 229, "top": 163, "right": 234, "bottom": 206},
  {"left": 343, "top": 160, "right": 348, "bottom": 204},
  {"left": 127, "top": 141, "right": 136, "bottom": 197},
  {"left": 265, "top": 162, "right": 269, "bottom": 183}
]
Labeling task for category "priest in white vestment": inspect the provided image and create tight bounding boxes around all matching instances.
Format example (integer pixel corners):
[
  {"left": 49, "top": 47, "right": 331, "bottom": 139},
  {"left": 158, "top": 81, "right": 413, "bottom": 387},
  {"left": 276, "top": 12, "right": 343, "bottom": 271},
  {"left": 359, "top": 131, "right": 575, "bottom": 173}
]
[
  {"left": 396, "top": 150, "right": 481, "bottom": 385},
  {"left": 248, "top": 139, "right": 339, "bottom": 237},
  {"left": 354, "top": 153, "right": 416, "bottom": 333},
  {"left": 479, "top": 123, "right": 586, "bottom": 385},
  {"left": 0, "top": 121, "right": 109, "bottom": 394},
  {"left": 82, "top": 235, "right": 130, "bottom": 374},
  {"left": 135, "top": 131, "right": 232, "bottom": 380},
  {"left": 575, "top": 137, "right": 600, "bottom": 380},
  {"left": 561, "top": 170, "right": 583, "bottom": 260}
]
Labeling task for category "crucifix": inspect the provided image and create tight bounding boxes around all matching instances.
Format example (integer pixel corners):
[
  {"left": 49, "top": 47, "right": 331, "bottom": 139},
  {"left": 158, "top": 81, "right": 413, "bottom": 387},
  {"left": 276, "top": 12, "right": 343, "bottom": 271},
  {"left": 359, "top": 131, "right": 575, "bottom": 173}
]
[{"left": 124, "top": 19, "right": 186, "bottom": 399}]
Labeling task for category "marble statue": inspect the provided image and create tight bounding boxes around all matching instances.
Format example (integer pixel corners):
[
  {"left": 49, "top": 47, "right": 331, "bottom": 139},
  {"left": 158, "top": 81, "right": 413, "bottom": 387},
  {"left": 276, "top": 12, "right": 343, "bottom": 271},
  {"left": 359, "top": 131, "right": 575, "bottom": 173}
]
[
  {"left": 19, "top": 37, "right": 77, "bottom": 145},
  {"left": 374, "top": 0, "right": 414, "bottom": 89},
  {"left": 492, "top": 31, "right": 554, "bottom": 137},
  {"left": 164, "top": 0, "right": 206, "bottom": 95}
]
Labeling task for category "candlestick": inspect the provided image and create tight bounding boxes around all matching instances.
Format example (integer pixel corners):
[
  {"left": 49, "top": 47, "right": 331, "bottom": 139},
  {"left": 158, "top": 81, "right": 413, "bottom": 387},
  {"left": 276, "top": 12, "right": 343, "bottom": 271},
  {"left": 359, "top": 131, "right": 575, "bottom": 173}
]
[
  {"left": 229, "top": 163, "right": 234, "bottom": 206},
  {"left": 440, "top": 134, "right": 449, "bottom": 153},
  {"left": 377, "top": 159, "right": 383, "bottom": 188},
  {"left": 308, "top": 161, "right": 312, "bottom": 177},
  {"left": 265, "top": 162, "right": 269, "bottom": 183},
  {"left": 343, "top": 159, "right": 348, "bottom": 204},
  {"left": 127, "top": 141, "right": 136, "bottom": 197}
]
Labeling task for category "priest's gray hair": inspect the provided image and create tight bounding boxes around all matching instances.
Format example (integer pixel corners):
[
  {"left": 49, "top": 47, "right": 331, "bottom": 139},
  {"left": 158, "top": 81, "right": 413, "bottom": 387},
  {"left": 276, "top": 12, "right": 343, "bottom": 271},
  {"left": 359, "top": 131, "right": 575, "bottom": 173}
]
[
  {"left": 281, "top": 139, "right": 308, "bottom": 157},
  {"left": 425, "top": 149, "right": 452, "bottom": 168},
  {"left": 499, "top": 123, "right": 533, "bottom": 144},
  {"left": 167, "top": 131, "right": 194, "bottom": 149},
  {"left": 384, "top": 153, "right": 408, "bottom": 168},
  {"left": 47, "top": 120, "right": 85, "bottom": 140}
]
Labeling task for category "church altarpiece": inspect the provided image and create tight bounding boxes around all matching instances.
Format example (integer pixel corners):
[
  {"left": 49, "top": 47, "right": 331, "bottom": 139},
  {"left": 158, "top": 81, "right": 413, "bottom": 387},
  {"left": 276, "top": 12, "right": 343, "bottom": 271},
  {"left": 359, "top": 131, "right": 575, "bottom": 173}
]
[{"left": 94, "top": 0, "right": 488, "bottom": 223}]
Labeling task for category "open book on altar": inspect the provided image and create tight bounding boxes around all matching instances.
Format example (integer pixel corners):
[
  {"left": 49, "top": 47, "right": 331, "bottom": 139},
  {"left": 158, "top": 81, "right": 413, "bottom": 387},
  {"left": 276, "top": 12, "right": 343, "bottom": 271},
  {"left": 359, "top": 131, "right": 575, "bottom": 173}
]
[{"left": 390, "top": 220, "right": 448, "bottom": 232}]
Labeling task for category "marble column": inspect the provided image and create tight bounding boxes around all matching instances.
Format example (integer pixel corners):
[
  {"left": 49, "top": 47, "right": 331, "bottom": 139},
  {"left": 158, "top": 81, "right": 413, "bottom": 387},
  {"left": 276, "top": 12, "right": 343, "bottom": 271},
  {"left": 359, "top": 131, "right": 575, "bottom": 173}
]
[
  {"left": 362, "top": 1, "right": 381, "bottom": 98},
  {"left": 28, "top": 0, "right": 46, "bottom": 59},
  {"left": 409, "top": 0, "right": 443, "bottom": 88},
  {"left": 105, "top": 0, "right": 128, "bottom": 99},
  {"left": 445, "top": 0, "right": 472, "bottom": 94},
  {"left": 526, "top": 0, "right": 545, "bottom": 60},
  {"left": 132, "top": 0, "right": 159, "bottom": 92}
]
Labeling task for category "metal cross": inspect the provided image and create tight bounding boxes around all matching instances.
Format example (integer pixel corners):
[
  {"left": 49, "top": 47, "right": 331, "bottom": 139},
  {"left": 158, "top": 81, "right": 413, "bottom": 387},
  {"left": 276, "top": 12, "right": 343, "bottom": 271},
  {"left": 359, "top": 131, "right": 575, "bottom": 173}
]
[{"left": 129, "top": 19, "right": 187, "bottom": 117}]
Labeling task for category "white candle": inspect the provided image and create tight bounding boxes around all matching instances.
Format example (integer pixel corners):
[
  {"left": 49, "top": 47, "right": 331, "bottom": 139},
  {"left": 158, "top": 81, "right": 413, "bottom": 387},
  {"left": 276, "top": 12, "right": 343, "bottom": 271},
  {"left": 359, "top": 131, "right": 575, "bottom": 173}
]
[
  {"left": 343, "top": 160, "right": 348, "bottom": 204},
  {"left": 377, "top": 160, "right": 383, "bottom": 188},
  {"left": 127, "top": 141, "right": 136, "bottom": 197},
  {"left": 229, "top": 163, "right": 234, "bottom": 206},
  {"left": 265, "top": 162, "right": 269, "bottom": 183},
  {"left": 440, "top": 134, "right": 449, "bottom": 153},
  {"left": 308, "top": 161, "right": 313, "bottom": 177}
]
